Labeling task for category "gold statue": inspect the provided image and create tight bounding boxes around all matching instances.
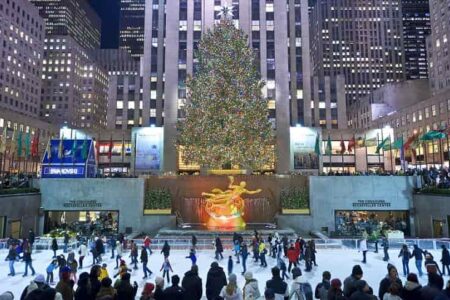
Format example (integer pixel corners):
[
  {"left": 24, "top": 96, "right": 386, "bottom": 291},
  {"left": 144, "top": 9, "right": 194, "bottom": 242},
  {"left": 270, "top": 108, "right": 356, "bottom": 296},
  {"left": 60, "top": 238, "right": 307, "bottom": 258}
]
[{"left": 202, "top": 176, "right": 261, "bottom": 225}]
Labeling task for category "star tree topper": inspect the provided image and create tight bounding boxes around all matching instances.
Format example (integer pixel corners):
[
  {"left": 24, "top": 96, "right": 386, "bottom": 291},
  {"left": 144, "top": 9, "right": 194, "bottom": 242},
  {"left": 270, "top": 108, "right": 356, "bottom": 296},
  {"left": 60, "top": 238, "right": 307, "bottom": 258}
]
[{"left": 218, "top": 3, "right": 234, "bottom": 20}]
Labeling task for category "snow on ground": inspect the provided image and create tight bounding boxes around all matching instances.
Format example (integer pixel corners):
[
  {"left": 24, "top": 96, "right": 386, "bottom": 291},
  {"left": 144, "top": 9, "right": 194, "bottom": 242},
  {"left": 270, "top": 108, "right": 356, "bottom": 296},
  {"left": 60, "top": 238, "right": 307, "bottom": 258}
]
[{"left": 0, "top": 247, "right": 445, "bottom": 299}]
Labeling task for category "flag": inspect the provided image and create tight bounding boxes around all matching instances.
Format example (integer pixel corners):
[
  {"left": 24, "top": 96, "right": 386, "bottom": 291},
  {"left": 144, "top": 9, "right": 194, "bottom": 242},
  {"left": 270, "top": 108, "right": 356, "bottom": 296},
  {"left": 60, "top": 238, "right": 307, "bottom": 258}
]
[
  {"left": 0, "top": 127, "right": 7, "bottom": 154},
  {"left": 17, "top": 130, "right": 23, "bottom": 157},
  {"left": 25, "top": 132, "right": 31, "bottom": 158},
  {"left": 376, "top": 137, "right": 390, "bottom": 154},
  {"left": 81, "top": 135, "right": 88, "bottom": 160},
  {"left": 31, "top": 129, "right": 40, "bottom": 158},
  {"left": 365, "top": 137, "right": 378, "bottom": 147},
  {"left": 348, "top": 137, "right": 355, "bottom": 153},
  {"left": 72, "top": 134, "right": 78, "bottom": 161},
  {"left": 404, "top": 133, "right": 419, "bottom": 150},
  {"left": 391, "top": 137, "right": 403, "bottom": 150},
  {"left": 356, "top": 136, "right": 365, "bottom": 147},
  {"left": 108, "top": 135, "right": 113, "bottom": 160},
  {"left": 314, "top": 134, "right": 320, "bottom": 156},
  {"left": 340, "top": 138, "right": 346, "bottom": 155},
  {"left": 121, "top": 134, "right": 125, "bottom": 162},
  {"left": 9, "top": 129, "right": 16, "bottom": 156},
  {"left": 46, "top": 137, "right": 52, "bottom": 160},
  {"left": 58, "top": 135, "right": 64, "bottom": 159},
  {"left": 420, "top": 130, "right": 446, "bottom": 141},
  {"left": 325, "top": 135, "right": 332, "bottom": 155}
]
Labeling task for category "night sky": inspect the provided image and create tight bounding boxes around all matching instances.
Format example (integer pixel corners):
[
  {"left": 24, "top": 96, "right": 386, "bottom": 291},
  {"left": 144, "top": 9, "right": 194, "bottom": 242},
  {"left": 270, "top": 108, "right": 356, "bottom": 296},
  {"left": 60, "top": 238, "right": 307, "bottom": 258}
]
[{"left": 89, "top": 0, "right": 120, "bottom": 49}]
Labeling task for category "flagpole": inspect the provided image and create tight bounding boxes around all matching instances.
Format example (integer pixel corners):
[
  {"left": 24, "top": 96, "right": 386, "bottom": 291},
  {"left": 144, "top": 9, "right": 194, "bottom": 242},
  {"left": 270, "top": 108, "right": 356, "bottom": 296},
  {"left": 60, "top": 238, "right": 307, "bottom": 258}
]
[
  {"left": 133, "top": 133, "right": 137, "bottom": 177},
  {"left": 364, "top": 134, "right": 368, "bottom": 173},
  {"left": 341, "top": 134, "right": 344, "bottom": 173},
  {"left": 389, "top": 134, "right": 394, "bottom": 173},
  {"left": 439, "top": 138, "right": 444, "bottom": 167}
]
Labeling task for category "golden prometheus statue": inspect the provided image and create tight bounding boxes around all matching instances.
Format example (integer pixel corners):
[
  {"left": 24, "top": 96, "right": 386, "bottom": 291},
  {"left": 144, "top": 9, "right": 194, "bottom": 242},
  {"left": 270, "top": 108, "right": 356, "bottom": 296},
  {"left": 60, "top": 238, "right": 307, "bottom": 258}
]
[{"left": 202, "top": 176, "right": 262, "bottom": 229}]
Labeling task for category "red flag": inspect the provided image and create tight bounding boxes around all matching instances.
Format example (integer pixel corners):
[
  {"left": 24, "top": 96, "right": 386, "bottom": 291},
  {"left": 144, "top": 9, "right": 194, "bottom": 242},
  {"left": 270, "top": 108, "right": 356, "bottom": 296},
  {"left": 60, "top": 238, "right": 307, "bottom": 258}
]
[
  {"left": 108, "top": 135, "right": 113, "bottom": 160},
  {"left": 347, "top": 137, "right": 355, "bottom": 153},
  {"left": 404, "top": 133, "right": 419, "bottom": 150},
  {"left": 31, "top": 129, "right": 40, "bottom": 157},
  {"left": 340, "top": 139, "right": 346, "bottom": 154},
  {"left": 95, "top": 138, "right": 100, "bottom": 159}
]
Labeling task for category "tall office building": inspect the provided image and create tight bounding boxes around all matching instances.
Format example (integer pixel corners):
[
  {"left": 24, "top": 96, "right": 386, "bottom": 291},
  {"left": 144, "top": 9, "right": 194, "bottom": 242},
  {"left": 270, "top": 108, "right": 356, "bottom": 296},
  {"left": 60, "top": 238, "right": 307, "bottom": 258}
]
[
  {"left": 30, "top": 0, "right": 101, "bottom": 50},
  {"left": 427, "top": 0, "right": 450, "bottom": 94},
  {"left": 142, "top": 0, "right": 348, "bottom": 173},
  {"left": 119, "top": 0, "right": 145, "bottom": 59},
  {"left": 402, "top": 0, "right": 431, "bottom": 80},
  {"left": 310, "top": 0, "right": 406, "bottom": 108}
]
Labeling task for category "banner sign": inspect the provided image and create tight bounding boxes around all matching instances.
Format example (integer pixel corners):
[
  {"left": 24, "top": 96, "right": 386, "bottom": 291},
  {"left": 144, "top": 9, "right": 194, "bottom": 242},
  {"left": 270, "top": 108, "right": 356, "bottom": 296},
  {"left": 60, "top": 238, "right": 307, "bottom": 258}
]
[
  {"left": 132, "top": 127, "right": 163, "bottom": 171},
  {"left": 290, "top": 127, "right": 320, "bottom": 170}
]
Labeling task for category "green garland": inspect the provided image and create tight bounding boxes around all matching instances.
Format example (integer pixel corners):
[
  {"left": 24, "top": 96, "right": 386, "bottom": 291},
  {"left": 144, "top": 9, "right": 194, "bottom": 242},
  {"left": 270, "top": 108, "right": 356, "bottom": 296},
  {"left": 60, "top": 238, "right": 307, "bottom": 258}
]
[
  {"left": 144, "top": 189, "right": 172, "bottom": 210},
  {"left": 280, "top": 187, "right": 310, "bottom": 209}
]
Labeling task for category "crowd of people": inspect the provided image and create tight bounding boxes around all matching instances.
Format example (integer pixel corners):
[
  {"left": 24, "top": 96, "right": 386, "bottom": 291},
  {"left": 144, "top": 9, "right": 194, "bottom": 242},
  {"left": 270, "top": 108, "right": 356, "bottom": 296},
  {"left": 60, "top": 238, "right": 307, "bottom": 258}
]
[{"left": 3, "top": 230, "right": 450, "bottom": 300}]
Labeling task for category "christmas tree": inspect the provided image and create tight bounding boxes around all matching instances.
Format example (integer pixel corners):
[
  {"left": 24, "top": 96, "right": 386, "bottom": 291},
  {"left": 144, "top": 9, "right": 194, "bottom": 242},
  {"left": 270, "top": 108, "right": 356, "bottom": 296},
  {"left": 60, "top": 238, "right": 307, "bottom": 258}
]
[{"left": 177, "top": 16, "right": 274, "bottom": 171}]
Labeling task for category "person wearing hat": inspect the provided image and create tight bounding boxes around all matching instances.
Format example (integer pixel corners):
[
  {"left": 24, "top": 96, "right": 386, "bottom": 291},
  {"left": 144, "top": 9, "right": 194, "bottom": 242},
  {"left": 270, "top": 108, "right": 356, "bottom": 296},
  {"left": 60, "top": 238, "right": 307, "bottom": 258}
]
[
  {"left": 20, "top": 274, "right": 48, "bottom": 300},
  {"left": 315, "top": 271, "right": 331, "bottom": 300},
  {"left": 412, "top": 244, "right": 425, "bottom": 276},
  {"left": 378, "top": 264, "right": 402, "bottom": 300},
  {"left": 115, "top": 240, "right": 123, "bottom": 269},
  {"left": 55, "top": 266, "right": 74, "bottom": 300},
  {"left": 140, "top": 282, "right": 155, "bottom": 300},
  {"left": 78, "top": 241, "right": 87, "bottom": 269},
  {"left": 114, "top": 259, "right": 131, "bottom": 279},
  {"left": 425, "top": 252, "right": 442, "bottom": 276},
  {"left": 420, "top": 272, "right": 445, "bottom": 300},
  {"left": 206, "top": 261, "right": 227, "bottom": 300},
  {"left": 90, "top": 265, "right": 102, "bottom": 299},
  {"left": 289, "top": 267, "right": 313, "bottom": 300},
  {"left": 328, "top": 278, "right": 346, "bottom": 300},
  {"left": 398, "top": 244, "right": 411, "bottom": 276},
  {"left": 116, "top": 273, "right": 138, "bottom": 300},
  {"left": 343, "top": 265, "right": 364, "bottom": 298},
  {"left": 96, "top": 277, "right": 117, "bottom": 300},
  {"left": 264, "top": 288, "right": 275, "bottom": 300},
  {"left": 243, "top": 271, "right": 260, "bottom": 300},
  {"left": 441, "top": 245, "right": 450, "bottom": 276},
  {"left": 266, "top": 267, "right": 289, "bottom": 300},
  {"left": 349, "top": 280, "right": 376, "bottom": 300},
  {"left": 154, "top": 276, "right": 165, "bottom": 300},
  {"left": 164, "top": 274, "right": 185, "bottom": 299},
  {"left": 182, "top": 265, "right": 203, "bottom": 300},
  {"left": 74, "top": 272, "right": 92, "bottom": 300},
  {"left": 99, "top": 263, "right": 109, "bottom": 282},
  {"left": 219, "top": 273, "right": 242, "bottom": 300},
  {"left": 400, "top": 273, "right": 422, "bottom": 300}
]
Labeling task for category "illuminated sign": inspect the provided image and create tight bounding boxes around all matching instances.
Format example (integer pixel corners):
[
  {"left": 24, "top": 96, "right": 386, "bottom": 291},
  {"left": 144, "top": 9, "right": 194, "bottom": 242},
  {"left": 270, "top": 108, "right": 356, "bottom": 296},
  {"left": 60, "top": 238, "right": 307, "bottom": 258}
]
[{"left": 42, "top": 166, "right": 85, "bottom": 177}]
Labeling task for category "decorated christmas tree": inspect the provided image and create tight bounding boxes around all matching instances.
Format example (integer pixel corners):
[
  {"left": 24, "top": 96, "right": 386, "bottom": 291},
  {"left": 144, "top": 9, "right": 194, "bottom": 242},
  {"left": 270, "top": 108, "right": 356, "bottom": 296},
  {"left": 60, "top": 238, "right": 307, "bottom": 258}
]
[{"left": 178, "top": 14, "right": 274, "bottom": 171}]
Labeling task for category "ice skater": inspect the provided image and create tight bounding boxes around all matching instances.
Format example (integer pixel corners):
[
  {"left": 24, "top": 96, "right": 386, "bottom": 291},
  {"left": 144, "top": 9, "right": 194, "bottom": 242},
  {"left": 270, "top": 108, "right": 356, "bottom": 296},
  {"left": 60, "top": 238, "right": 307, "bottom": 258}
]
[
  {"left": 214, "top": 236, "right": 224, "bottom": 260},
  {"left": 186, "top": 248, "right": 197, "bottom": 266},
  {"left": 46, "top": 259, "right": 58, "bottom": 284},
  {"left": 233, "top": 240, "right": 241, "bottom": 263},
  {"left": 359, "top": 237, "right": 368, "bottom": 263},
  {"left": 398, "top": 244, "right": 411, "bottom": 276},
  {"left": 160, "top": 257, "right": 174, "bottom": 283},
  {"left": 228, "top": 256, "right": 233, "bottom": 275},
  {"left": 141, "top": 246, "right": 153, "bottom": 279},
  {"left": 7, "top": 245, "right": 17, "bottom": 276},
  {"left": 130, "top": 241, "right": 138, "bottom": 270},
  {"left": 115, "top": 240, "right": 123, "bottom": 269},
  {"left": 78, "top": 242, "right": 87, "bottom": 269},
  {"left": 240, "top": 242, "right": 249, "bottom": 275},
  {"left": 22, "top": 247, "right": 36, "bottom": 277},
  {"left": 381, "top": 236, "right": 390, "bottom": 261},
  {"left": 441, "top": 245, "right": 450, "bottom": 276},
  {"left": 161, "top": 241, "right": 171, "bottom": 258}
]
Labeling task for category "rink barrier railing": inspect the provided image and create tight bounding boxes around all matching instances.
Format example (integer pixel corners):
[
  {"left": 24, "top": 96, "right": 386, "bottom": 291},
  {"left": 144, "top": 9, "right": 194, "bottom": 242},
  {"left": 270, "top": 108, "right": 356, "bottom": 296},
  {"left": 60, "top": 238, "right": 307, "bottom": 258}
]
[{"left": 1, "top": 237, "right": 450, "bottom": 252}]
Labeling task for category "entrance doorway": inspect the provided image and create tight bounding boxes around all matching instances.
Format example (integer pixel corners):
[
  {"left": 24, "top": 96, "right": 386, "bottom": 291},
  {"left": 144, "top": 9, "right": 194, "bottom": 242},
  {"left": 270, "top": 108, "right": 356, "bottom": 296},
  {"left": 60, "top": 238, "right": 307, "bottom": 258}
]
[
  {"left": 433, "top": 219, "right": 444, "bottom": 238},
  {"left": 0, "top": 217, "right": 5, "bottom": 238},
  {"left": 10, "top": 220, "right": 21, "bottom": 239}
]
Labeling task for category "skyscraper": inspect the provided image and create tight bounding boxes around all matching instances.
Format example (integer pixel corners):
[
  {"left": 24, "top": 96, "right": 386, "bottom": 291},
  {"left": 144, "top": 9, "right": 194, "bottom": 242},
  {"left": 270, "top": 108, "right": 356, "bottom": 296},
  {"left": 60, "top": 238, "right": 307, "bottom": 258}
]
[
  {"left": 427, "top": 0, "right": 450, "bottom": 94},
  {"left": 119, "top": 0, "right": 145, "bottom": 59},
  {"left": 402, "top": 0, "right": 431, "bottom": 80},
  {"left": 30, "top": 0, "right": 101, "bottom": 49},
  {"left": 310, "top": 0, "right": 406, "bottom": 107}
]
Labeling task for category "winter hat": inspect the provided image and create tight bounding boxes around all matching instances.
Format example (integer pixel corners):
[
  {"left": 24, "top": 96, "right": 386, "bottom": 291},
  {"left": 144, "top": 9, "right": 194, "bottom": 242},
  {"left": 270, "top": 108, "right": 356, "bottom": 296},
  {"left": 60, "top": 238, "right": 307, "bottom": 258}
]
[
  {"left": 34, "top": 274, "right": 46, "bottom": 284},
  {"left": 407, "top": 273, "right": 419, "bottom": 283},
  {"left": 0, "top": 292, "right": 14, "bottom": 300},
  {"left": 101, "top": 277, "right": 112, "bottom": 287},
  {"left": 355, "top": 280, "right": 367, "bottom": 291},
  {"left": 155, "top": 276, "right": 164, "bottom": 287},
  {"left": 228, "top": 273, "right": 237, "bottom": 284},
  {"left": 352, "top": 265, "right": 363, "bottom": 276},
  {"left": 292, "top": 267, "right": 302, "bottom": 279},
  {"left": 331, "top": 278, "right": 342, "bottom": 289},
  {"left": 244, "top": 271, "right": 253, "bottom": 281},
  {"left": 387, "top": 263, "right": 396, "bottom": 272},
  {"left": 143, "top": 282, "right": 155, "bottom": 294},
  {"left": 211, "top": 262, "right": 219, "bottom": 268},
  {"left": 120, "top": 259, "right": 125, "bottom": 265}
]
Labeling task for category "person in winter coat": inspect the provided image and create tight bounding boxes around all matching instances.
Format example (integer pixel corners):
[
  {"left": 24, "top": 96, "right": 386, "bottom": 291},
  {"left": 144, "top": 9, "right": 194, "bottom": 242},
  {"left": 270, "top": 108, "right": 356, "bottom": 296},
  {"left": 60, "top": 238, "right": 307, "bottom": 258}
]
[
  {"left": 116, "top": 273, "right": 138, "bottom": 300},
  {"left": 55, "top": 266, "right": 74, "bottom": 300},
  {"left": 259, "top": 240, "right": 268, "bottom": 268},
  {"left": 381, "top": 237, "right": 390, "bottom": 261},
  {"left": 243, "top": 271, "right": 260, "bottom": 300},
  {"left": 96, "top": 277, "right": 117, "bottom": 300},
  {"left": 20, "top": 274, "right": 49, "bottom": 300},
  {"left": 420, "top": 272, "right": 445, "bottom": 300},
  {"left": 348, "top": 280, "right": 376, "bottom": 300},
  {"left": 141, "top": 246, "right": 152, "bottom": 279},
  {"left": 215, "top": 236, "right": 224, "bottom": 260},
  {"left": 441, "top": 245, "right": 450, "bottom": 276},
  {"left": 327, "top": 278, "right": 347, "bottom": 300},
  {"left": 78, "top": 242, "right": 87, "bottom": 269},
  {"left": 140, "top": 282, "right": 155, "bottom": 300},
  {"left": 290, "top": 267, "right": 313, "bottom": 300},
  {"left": 46, "top": 259, "right": 58, "bottom": 284},
  {"left": 310, "top": 240, "right": 318, "bottom": 266},
  {"left": 96, "top": 237, "right": 105, "bottom": 263},
  {"left": 206, "top": 261, "right": 227, "bottom": 300},
  {"left": 304, "top": 243, "right": 313, "bottom": 272},
  {"left": 161, "top": 241, "right": 170, "bottom": 258},
  {"left": 143, "top": 236, "right": 152, "bottom": 254},
  {"left": 63, "top": 233, "right": 69, "bottom": 253},
  {"left": 277, "top": 257, "right": 289, "bottom": 280},
  {"left": 234, "top": 240, "right": 241, "bottom": 264},
  {"left": 398, "top": 244, "right": 411, "bottom": 276},
  {"left": 163, "top": 275, "right": 185, "bottom": 300},
  {"left": 359, "top": 239, "right": 368, "bottom": 264},
  {"left": 6, "top": 245, "right": 17, "bottom": 276},
  {"left": 425, "top": 253, "right": 442, "bottom": 276},
  {"left": 130, "top": 242, "right": 139, "bottom": 270},
  {"left": 67, "top": 251, "right": 78, "bottom": 282},
  {"left": 240, "top": 243, "right": 249, "bottom": 275},
  {"left": 343, "top": 265, "right": 364, "bottom": 298},
  {"left": 74, "top": 272, "right": 93, "bottom": 300},
  {"left": 89, "top": 265, "right": 102, "bottom": 298},
  {"left": 28, "top": 229, "right": 35, "bottom": 250},
  {"left": 382, "top": 283, "right": 402, "bottom": 300},
  {"left": 287, "top": 244, "right": 298, "bottom": 272},
  {"left": 186, "top": 248, "right": 197, "bottom": 266},
  {"left": 220, "top": 273, "right": 243, "bottom": 300},
  {"left": 22, "top": 247, "right": 36, "bottom": 277},
  {"left": 315, "top": 271, "right": 331, "bottom": 300},
  {"left": 444, "top": 279, "right": 450, "bottom": 298},
  {"left": 378, "top": 264, "right": 402, "bottom": 300},
  {"left": 99, "top": 263, "right": 109, "bottom": 282},
  {"left": 401, "top": 273, "right": 422, "bottom": 300},
  {"left": 266, "top": 267, "right": 289, "bottom": 300},
  {"left": 115, "top": 240, "right": 123, "bottom": 269},
  {"left": 228, "top": 256, "right": 234, "bottom": 275},
  {"left": 160, "top": 257, "right": 174, "bottom": 283},
  {"left": 154, "top": 276, "right": 165, "bottom": 300},
  {"left": 51, "top": 238, "right": 58, "bottom": 258},
  {"left": 182, "top": 265, "right": 203, "bottom": 300},
  {"left": 412, "top": 244, "right": 425, "bottom": 276},
  {"left": 191, "top": 235, "right": 197, "bottom": 250},
  {"left": 114, "top": 259, "right": 131, "bottom": 279},
  {"left": 108, "top": 236, "right": 116, "bottom": 259}
]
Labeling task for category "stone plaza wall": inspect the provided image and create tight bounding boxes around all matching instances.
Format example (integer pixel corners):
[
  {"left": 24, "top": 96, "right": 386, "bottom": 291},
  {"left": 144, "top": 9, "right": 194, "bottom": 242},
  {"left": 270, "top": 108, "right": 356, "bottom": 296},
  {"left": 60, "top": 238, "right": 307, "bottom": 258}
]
[
  {"left": 413, "top": 193, "right": 450, "bottom": 238},
  {"left": 0, "top": 193, "right": 41, "bottom": 238}
]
